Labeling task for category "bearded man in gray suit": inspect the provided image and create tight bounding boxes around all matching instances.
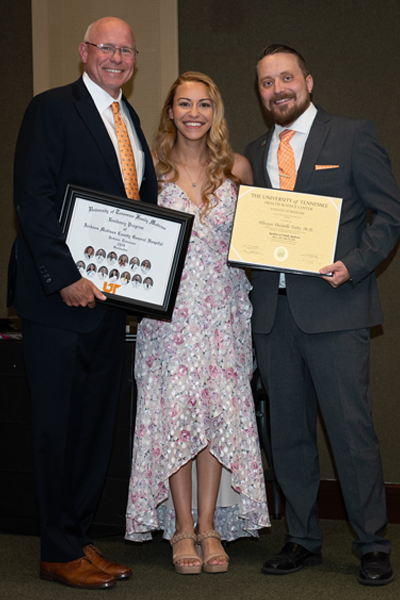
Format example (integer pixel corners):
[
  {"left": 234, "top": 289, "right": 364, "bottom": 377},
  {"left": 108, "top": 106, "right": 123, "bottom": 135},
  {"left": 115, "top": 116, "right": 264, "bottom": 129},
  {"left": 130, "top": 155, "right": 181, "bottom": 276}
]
[{"left": 245, "top": 44, "right": 400, "bottom": 586}]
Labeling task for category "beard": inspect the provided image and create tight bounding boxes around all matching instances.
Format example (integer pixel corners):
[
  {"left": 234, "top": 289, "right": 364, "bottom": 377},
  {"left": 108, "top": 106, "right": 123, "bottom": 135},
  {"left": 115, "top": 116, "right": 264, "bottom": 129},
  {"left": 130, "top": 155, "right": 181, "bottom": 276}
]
[{"left": 267, "top": 93, "right": 310, "bottom": 127}]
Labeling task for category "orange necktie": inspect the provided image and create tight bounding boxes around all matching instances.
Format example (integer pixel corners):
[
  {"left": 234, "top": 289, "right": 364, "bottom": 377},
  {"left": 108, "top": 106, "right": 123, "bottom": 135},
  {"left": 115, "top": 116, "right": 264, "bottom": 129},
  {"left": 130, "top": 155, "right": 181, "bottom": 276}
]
[
  {"left": 110, "top": 102, "right": 139, "bottom": 201},
  {"left": 277, "top": 129, "right": 296, "bottom": 191}
]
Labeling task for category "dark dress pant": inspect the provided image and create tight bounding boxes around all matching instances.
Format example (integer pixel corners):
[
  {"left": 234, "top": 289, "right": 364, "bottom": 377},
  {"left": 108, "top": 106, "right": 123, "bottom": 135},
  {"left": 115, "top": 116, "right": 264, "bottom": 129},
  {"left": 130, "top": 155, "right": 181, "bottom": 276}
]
[
  {"left": 22, "top": 306, "right": 126, "bottom": 562},
  {"left": 254, "top": 295, "right": 390, "bottom": 557}
]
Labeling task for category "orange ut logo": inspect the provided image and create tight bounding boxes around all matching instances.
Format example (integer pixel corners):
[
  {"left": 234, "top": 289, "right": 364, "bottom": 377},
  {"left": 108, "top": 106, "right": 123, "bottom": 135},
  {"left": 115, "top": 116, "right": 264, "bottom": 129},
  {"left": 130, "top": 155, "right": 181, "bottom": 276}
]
[{"left": 103, "top": 282, "right": 121, "bottom": 295}]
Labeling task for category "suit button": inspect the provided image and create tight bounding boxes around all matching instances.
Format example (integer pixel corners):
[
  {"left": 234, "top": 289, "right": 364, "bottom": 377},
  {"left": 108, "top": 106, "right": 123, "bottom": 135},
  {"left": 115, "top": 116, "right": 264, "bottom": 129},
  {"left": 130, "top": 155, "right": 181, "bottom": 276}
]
[{"left": 46, "top": 278, "right": 52, "bottom": 283}]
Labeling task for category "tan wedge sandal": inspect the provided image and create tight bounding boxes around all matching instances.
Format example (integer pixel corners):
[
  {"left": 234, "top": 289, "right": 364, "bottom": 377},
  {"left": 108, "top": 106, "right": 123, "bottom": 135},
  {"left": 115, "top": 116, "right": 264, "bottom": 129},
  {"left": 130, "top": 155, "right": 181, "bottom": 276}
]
[
  {"left": 196, "top": 530, "right": 229, "bottom": 573},
  {"left": 170, "top": 532, "right": 203, "bottom": 575}
]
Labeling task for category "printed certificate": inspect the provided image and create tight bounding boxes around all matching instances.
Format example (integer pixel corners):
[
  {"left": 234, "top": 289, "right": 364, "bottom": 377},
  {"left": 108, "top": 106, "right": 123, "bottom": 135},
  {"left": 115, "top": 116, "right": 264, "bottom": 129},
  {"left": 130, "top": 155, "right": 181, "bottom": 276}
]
[
  {"left": 228, "top": 185, "right": 342, "bottom": 276},
  {"left": 60, "top": 185, "right": 193, "bottom": 319}
]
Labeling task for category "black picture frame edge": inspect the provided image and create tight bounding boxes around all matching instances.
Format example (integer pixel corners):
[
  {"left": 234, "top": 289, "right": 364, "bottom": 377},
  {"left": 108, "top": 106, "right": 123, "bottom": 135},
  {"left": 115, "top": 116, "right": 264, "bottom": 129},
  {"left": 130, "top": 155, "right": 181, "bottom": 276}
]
[{"left": 60, "top": 184, "right": 194, "bottom": 320}]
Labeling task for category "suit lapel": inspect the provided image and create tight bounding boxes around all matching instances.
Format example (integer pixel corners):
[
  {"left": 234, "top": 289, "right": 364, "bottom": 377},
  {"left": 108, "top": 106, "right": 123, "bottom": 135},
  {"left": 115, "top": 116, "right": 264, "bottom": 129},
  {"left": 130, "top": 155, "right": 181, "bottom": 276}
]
[
  {"left": 72, "top": 78, "right": 125, "bottom": 192},
  {"left": 124, "top": 100, "right": 145, "bottom": 148},
  {"left": 295, "top": 108, "right": 331, "bottom": 191},
  {"left": 257, "top": 129, "right": 274, "bottom": 188}
]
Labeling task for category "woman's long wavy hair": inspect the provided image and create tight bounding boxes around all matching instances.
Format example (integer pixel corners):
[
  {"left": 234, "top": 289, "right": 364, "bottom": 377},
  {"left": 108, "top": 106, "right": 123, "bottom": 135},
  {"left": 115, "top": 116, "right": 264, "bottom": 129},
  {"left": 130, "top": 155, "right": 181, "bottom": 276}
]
[{"left": 153, "top": 71, "right": 240, "bottom": 220}]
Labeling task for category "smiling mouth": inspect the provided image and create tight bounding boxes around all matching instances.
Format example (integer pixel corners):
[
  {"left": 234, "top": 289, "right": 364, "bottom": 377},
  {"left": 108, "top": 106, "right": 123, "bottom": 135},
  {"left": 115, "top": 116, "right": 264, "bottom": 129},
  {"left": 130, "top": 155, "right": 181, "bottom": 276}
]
[
  {"left": 274, "top": 96, "right": 294, "bottom": 106},
  {"left": 184, "top": 122, "right": 204, "bottom": 127},
  {"left": 105, "top": 68, "right": 123, "bottom": 73}
]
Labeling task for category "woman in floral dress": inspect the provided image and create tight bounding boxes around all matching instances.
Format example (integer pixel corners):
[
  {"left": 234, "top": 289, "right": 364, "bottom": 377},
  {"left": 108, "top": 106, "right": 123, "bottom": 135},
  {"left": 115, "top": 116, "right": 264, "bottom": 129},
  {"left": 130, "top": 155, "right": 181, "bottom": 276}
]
[{"left": 125, "top": 72, "right": 270, "bottom": 574}]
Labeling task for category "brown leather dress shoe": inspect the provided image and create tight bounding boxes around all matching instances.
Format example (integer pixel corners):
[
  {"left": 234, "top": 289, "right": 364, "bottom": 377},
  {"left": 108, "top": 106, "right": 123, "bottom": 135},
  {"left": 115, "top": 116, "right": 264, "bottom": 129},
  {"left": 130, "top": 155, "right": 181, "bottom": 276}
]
[
  {"left": 40, "top": 557, "right": 116, "bottom": 589},
  {"left": 83, "top": 544, "right": 132, "bottom": 580}
]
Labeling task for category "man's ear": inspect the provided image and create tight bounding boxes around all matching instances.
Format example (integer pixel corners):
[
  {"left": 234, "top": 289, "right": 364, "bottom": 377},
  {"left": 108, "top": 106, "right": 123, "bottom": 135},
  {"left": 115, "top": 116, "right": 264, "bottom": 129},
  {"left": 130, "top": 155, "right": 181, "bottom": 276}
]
[
  {"left": 306, "top": 74, "right": 314, "bottom": 94},
  {"left": 79, "top": 42, "right": 88, "bottom": 64}
]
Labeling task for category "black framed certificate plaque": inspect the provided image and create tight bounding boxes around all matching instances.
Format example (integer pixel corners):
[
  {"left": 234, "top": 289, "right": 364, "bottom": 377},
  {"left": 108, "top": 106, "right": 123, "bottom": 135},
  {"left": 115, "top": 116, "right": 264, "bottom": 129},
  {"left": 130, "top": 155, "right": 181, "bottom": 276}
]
[{"left": 60, "top": 185, "right": 194, "bottom": 319}]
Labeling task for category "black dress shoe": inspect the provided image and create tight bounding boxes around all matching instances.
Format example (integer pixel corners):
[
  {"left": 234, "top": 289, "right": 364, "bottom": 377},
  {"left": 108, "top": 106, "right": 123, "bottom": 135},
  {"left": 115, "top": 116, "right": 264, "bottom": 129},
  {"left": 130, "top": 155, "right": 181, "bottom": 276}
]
[
  {"left": 261, "top": 542, "right": 322, "bottom": 575},
  {"left": 358, "top": 552, "right": 394, "bottom": 586}
]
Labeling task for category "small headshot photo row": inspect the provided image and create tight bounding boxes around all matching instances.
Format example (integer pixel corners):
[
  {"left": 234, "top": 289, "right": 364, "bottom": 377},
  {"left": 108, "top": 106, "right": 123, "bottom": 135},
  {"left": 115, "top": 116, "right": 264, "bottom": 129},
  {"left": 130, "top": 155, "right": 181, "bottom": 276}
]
[
  {"left": 77, "top": 259, "right": 154, "bottom": 290},
  {"left": 83, "top": 246, "right": 151, "bottom": 273}
]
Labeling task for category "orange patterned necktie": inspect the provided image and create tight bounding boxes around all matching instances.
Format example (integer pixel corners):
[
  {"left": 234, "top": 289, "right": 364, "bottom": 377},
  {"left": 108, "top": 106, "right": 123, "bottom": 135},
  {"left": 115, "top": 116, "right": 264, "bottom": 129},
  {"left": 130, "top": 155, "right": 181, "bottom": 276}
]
[
  {"left": 277, "top": 129, "right": 296, "bottom": 191},
  {"left": 110, "top": 101, "right": 139, "bottom": 201}
]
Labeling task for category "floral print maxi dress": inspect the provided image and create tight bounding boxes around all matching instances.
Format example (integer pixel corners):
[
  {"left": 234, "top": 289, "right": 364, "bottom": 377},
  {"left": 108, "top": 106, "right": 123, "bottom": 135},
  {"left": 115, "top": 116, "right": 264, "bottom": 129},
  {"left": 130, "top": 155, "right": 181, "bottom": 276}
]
[{"left": 125, "top": 179, "right": 270, "bottom": 541}]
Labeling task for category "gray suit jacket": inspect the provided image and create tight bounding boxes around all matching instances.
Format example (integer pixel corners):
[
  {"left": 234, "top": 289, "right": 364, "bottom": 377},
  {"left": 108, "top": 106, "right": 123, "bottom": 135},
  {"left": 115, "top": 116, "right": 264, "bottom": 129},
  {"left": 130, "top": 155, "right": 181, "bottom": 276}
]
[{"left": 245, "top": 107, "right": 400, "bottom": 335}]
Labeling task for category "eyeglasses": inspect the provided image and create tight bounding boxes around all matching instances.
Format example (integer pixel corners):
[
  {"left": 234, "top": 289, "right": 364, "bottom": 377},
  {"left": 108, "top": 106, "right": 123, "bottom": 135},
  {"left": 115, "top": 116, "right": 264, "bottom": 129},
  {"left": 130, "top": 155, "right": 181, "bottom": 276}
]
[{"left": 85, "top": 42, "right": 139, "bottom": 60}]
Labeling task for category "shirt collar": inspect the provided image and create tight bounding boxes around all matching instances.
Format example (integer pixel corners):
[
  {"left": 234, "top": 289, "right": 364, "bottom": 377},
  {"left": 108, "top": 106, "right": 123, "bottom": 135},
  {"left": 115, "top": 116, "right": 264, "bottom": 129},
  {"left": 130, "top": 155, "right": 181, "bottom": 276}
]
[
  {"left": 274, "top": 102, "right": 317, "bottom": 136},
  {"left": 82, "top": 72, "right": 122, "bottom": 114}
]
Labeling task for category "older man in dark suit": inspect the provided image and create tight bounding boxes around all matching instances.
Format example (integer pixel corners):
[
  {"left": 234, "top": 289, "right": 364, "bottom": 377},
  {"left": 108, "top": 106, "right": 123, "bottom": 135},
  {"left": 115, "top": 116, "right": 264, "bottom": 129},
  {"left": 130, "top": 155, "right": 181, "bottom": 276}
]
[
  {"left": 245, "top": 44, "right": 400, "bottom": 586},
  {"left": 7, "top": 16, "right": 157, "bottom": 589}
]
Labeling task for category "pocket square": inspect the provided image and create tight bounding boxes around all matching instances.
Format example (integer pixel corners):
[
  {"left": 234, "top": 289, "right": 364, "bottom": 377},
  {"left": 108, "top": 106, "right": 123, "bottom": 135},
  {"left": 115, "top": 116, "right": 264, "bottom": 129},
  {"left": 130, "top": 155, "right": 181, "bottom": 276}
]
[{"left": 315, "top": 164, "right": 339, "bottom": 170}]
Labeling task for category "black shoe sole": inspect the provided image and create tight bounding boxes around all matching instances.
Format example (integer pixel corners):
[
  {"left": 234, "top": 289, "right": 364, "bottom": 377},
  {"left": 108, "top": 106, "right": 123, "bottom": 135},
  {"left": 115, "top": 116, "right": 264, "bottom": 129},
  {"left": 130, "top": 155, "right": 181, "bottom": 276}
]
[{"left": 358, "top": 574, "right": 394, "bottom": 586}]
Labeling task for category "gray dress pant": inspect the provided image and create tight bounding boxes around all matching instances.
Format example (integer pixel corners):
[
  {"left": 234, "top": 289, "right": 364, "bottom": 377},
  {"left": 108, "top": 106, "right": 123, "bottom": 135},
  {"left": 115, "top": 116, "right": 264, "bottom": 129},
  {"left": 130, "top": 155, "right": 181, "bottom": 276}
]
[{"left": 254, "top": 295, "right": 390, "bottom": 557}]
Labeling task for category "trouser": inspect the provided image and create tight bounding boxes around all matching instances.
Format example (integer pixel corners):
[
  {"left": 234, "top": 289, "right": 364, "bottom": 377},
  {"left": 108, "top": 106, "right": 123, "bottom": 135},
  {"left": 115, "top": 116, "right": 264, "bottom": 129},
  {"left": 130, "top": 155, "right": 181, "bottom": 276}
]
[
  {"left": 22, "top": 307, "right": 126, "bottom": 561},
  {"left": 254, "top": 295, "right": 390, "bottom": 557}
]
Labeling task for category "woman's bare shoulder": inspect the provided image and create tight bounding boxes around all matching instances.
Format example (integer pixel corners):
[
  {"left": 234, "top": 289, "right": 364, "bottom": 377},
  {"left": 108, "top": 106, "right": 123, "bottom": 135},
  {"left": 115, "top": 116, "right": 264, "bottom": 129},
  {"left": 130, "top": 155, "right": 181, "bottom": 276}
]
[{"left": 232, "top": 153, "right": 253, "bottom": 185}]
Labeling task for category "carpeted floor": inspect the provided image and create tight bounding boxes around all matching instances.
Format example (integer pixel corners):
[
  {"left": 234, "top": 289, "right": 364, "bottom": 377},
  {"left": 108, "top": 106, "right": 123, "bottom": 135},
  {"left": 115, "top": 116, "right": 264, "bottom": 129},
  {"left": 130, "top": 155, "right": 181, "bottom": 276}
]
[{"left": 0, "top": 518, "right": 398, "bottom": 599}]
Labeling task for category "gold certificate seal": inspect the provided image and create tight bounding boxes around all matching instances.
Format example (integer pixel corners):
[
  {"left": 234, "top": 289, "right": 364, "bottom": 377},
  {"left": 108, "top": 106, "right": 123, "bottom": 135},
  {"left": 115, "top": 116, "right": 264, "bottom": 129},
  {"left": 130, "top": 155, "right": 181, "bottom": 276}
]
[{"left": 273, "top": 246, "right": 289, "bottom": 262}]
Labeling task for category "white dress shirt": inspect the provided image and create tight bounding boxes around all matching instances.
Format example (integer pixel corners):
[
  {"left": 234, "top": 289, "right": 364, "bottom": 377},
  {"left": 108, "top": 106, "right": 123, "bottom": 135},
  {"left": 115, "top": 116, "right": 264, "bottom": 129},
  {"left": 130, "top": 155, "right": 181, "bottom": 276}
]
[{"left": 266, "top": 103, "right": 318, "bottom": 287}]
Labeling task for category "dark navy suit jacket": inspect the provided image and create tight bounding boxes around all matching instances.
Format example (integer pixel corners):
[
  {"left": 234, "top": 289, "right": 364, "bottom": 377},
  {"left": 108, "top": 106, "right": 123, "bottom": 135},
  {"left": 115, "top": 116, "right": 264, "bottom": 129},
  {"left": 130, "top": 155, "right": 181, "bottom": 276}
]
[{"left": 8, "top": 76, "right": 158, "bottom": 331}]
